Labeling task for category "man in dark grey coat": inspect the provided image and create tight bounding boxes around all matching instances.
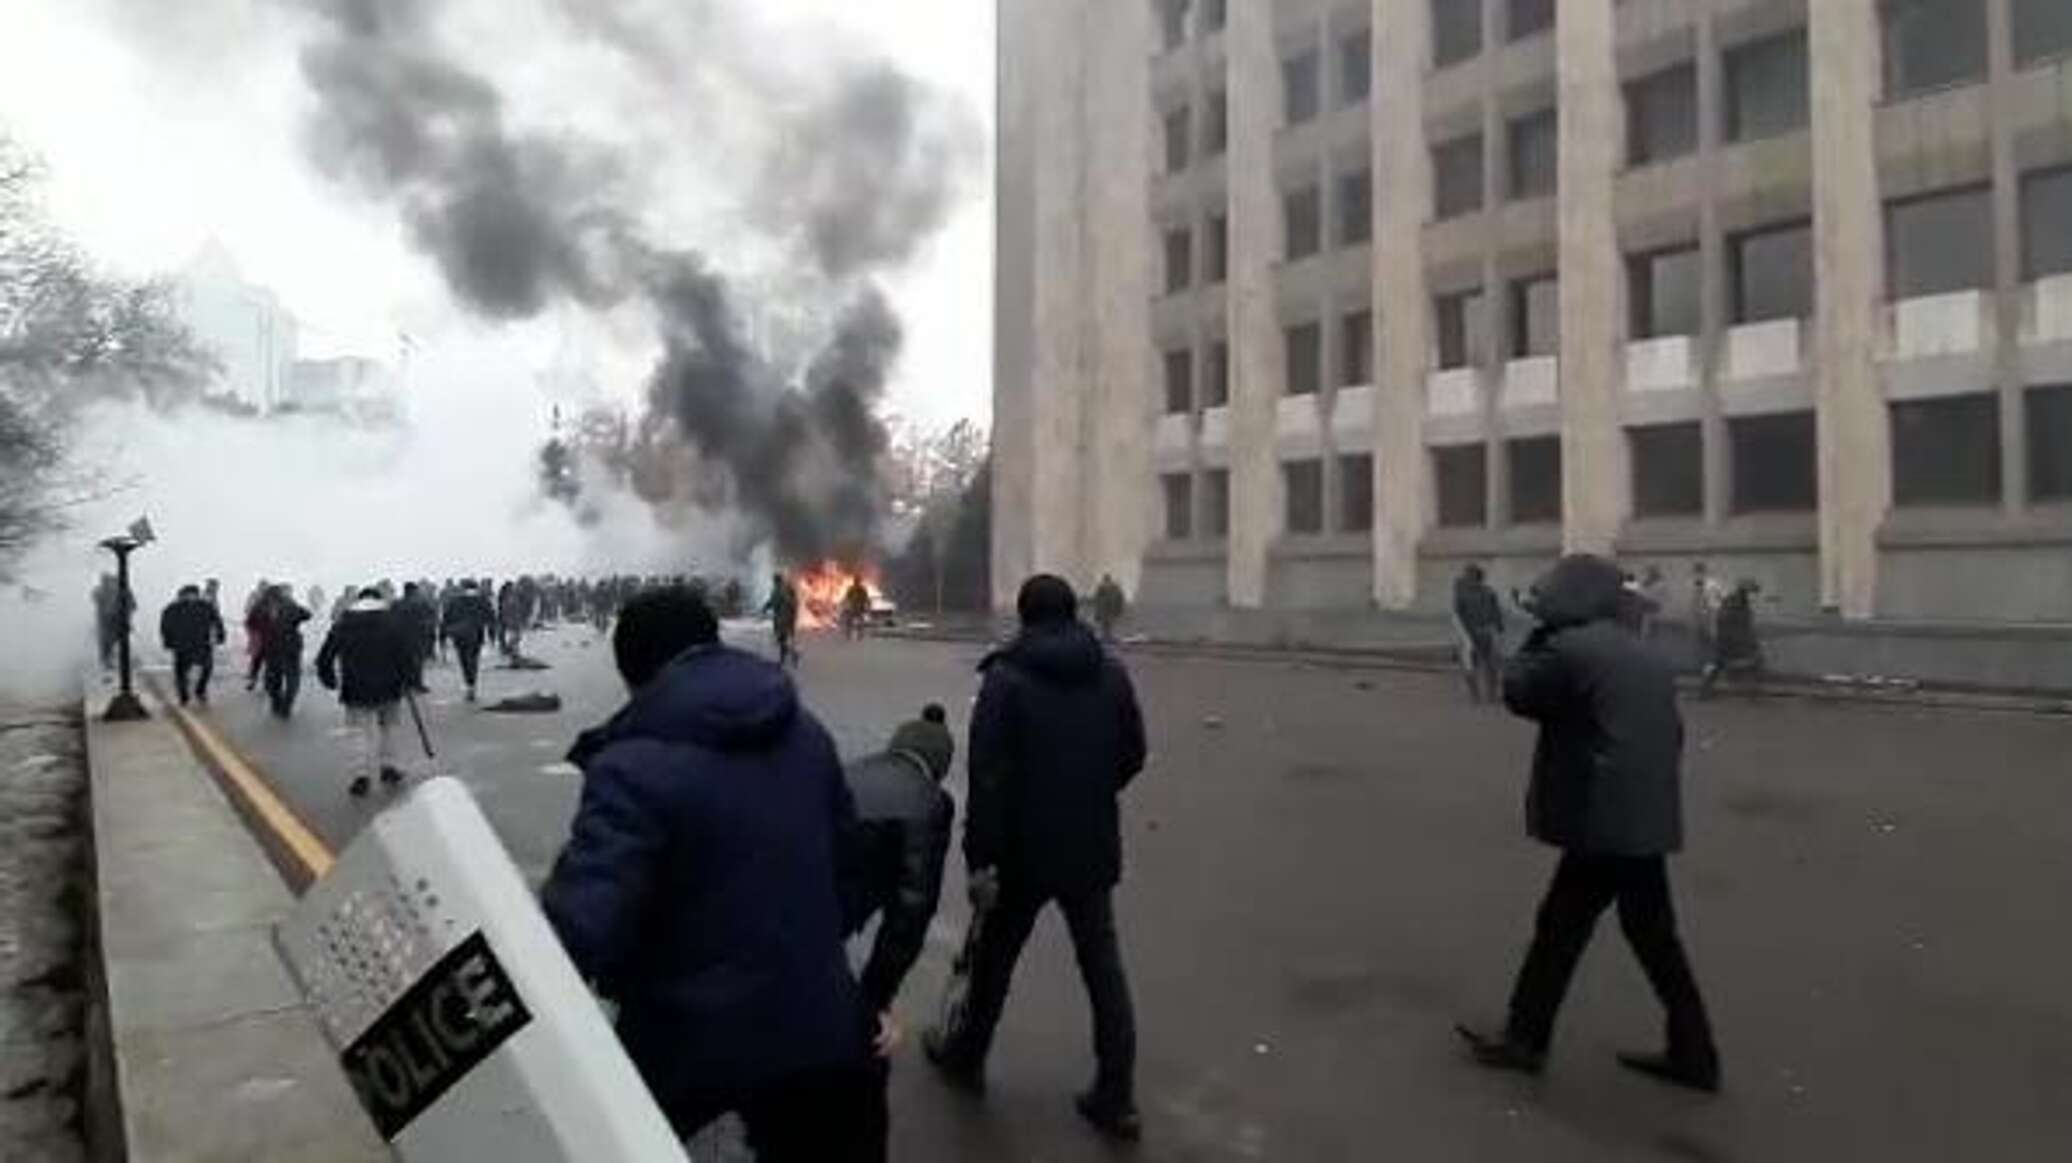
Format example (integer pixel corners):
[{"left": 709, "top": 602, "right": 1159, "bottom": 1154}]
[{"left": 1458, "top": 554, "right": 1720, "bottom": 1093}]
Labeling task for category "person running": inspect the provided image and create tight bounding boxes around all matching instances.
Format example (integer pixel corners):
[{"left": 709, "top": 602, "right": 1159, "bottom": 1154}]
[
  {"left": 316, "top": 588, "right": 417, "bottom": 797},
  {"left": 440, "top": 579, "right": 497, "bottom": 702},
  {"left": 159, "top": 584, "right": 225, "bottom": 706},
  {"left": 765, "top": 572, "right": 801, "bottom": 668},
  {"left": 260, "top": 585, "right": 312, "bottom": 719},
  {"left": 1699, "top": 580, "right": 1765, "bottom": 698}
]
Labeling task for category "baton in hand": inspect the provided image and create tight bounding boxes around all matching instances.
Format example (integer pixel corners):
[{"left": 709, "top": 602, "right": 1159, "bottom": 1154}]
[{"left": 403, "top": 688, "right": 436, "bottom": 760}]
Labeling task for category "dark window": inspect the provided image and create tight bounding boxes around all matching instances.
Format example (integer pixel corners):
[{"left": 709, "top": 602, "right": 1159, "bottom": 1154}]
[
  {"left": 1726, "top": 30, "right": 1808, "bottom": 143},
  {"left": 1629, "top": 423, "right": 1704, "bottom": 517},
  {"left": 2027, "top": 385, "right": 2072, "bottom": 500},
  {"left": 1205, "top": 468, "right": 1231, "bottom": 536},
  {"left": 2021, "top": 166, "right": 2072, "bottom": 280},
  {"left": 1629, "top": 245, "right": 1702, "bottom": 338},
  {"left": 1285, "top": 185, "right": 1322, "bottom": 259},
  {"left": 1433, "top": 0, "right": 1483, "bottom": 66},
  {"left": 1508, "top": 436, "right": 1563, "bottom": 524},
  {"left": 1339, "top": 453, "right": 1375, "bottom": 532},
  {"left": 1891, "top": 393, "right": 2002, "bottom": 506},
  {"left": 1158, "top": 0, "right": 1189, "bottom": 52},
  {"left": 1341, "top": 30, "right": 1372, "bottom": 105},
  {"left": 1433, "top": 133, "right": 1485, "bottom": 220},
  {"left": 1508, "top": 0, "right": 1555, "bottom": 40},
  {"left": 1508, "top": 107, "right": 1558, "bottom": 200},
  {"left": 2015, "top": 0, "right": 2072, "bottom": 67},
  {"left": 1205, "top": 91, "right": 1228, "bottom": 156},
  {"left": 1202, "top": 0, "right": 1227, "bottom": 35},
  {"left": 1436, "top": 288, "right": 1489, "bottom": 369},
  {"left": 1205, "top": 341, "right": 1231, "bottom": 407},
  {"left": 1206, "top": 212, "right": 1229, "bottom": 283},
  {"left": 1164, "top": 106, "right": 1190, "bottom": 174},
  {"left": 1338, "top": 169, "right": 1373, "bottom": 246},
  {"left": 1163, "top": 472, "right": 1195, "bottom": 539},
  {"left": 1164, "top": 227, "right": 1193, "bottom": 294},
  {"left": 1284, "top": 459, "right": 1325, "bottom": 534},
  {"left": 1510, "top": 273, "right": 1559, "bottom": 357},
  {"left": 1731, "top": 220, "right": 1814, "bottom": 323},
  {"left": 1882, "top": 0, "right": 1987, "bottom": 98},
  {"left": 1341, "top": 310, "right": 1374, "bottom": 387},
  {"left": 1730, "top": 412, "right": 1819, "bottom": 513},
  {"left": 1163, "top": 349, "right": 1193, "bottom": 414},
  {"left": 1887, "top": 186, "right": 1993, "bottom": 298},
  {"left": 1434, "top": 444, "right": 1489, "bottom": 527},
  {"left": 1627, "top": 64, "right": 1698, "bottom": 166},
  {"left": 1284, "top": 49, "right": 1321, "bottom": 125},
  {"left": 1285, "top": 322, "right": 1323, "bottom": 396}
]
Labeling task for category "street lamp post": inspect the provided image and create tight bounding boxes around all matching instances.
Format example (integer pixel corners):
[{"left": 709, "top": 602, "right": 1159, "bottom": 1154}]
[{"left": 100, "top": 529, "right": 150, "bottom": 722}]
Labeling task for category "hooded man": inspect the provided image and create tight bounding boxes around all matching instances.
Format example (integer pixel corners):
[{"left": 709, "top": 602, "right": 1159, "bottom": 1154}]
[
  {"left": 1457, "top": 554, "right": 1720, "bottom": 1093},
  {"left": 843, "top": 706, "right": 957, "bottom": 1025},
  {"left": 924, "top": 574, "right": 1148, "bottom": 1142},
  {"left": 315, "top": 588, "right": 417, "bottom": 797},
  {"left": 159, "top": 584, "right": 226, "bottom": 706},
  {"left": 440, "top": 579, "right": 497, "bottom": 701}
]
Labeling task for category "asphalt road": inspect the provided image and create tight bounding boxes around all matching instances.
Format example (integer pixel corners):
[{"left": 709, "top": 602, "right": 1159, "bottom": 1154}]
[{"left": 192, "top": 623, "right": 2072, "bottom": 1161}]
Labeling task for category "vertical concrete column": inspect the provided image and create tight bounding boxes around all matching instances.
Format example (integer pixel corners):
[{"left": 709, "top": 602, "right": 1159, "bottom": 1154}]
[
  {"left": 1372, "top": 0, "right": 1434, "bottom": 607},
  {"left": 1225, "top": 0, "right": 1281, "bottom": 607},
  {"left": 1986, "top": 0, "right": 2028, "bottom": 513},
  {"left": 1556, "top": 0, "right": 1627, "bottom": 553},
  {"left": 1695, "top": 9, "right": 1731, "bottom": 527},
  {"left": 1810, "top": 0, "right": 1888, "bottom": 618},
  {"left": 1482, "top": 2, "right": 1512, "bottom": 531}
]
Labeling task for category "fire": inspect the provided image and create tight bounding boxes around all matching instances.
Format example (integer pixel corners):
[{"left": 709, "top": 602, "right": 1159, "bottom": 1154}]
[{"left": 793, "top": 561, "right": 883, "bottom": 630}]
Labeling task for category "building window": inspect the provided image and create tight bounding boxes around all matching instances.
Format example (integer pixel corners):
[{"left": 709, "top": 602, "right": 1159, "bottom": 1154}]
[
  {"left": 1339, "top": 453, "right": 1375, "bottom": 532},
  {"left": 1433, "top": 0, "right": 1483, "bottom": 67},
  {"left": 1285, "top": 322, "right": 1322, "bottom": 396},
  {"left": 1725, "top": 30, "right": 1808, "bottom": 143},
  {"left": 1158, "top": 0, "right": 1189, "bottom": 53},
  {"left": 1435, "top": 288, "right": 1489, "bottom": 369},
  {"left": 1892, "top": 393, "right": 2002, "bottom": 506},
  {"left": 1202, "top": 0, "right": 1226, "bottom": 36},
  {"left": 2015, "top": 0, "right": 2072, "bottom": 68},
  {"left": 1338, "top": 169, "right": 1373, "bottom": 247},
  {"left": 1164, "top": 106, "right": 1191, "bottom": 174},
  {"left": 1887, "top": 186, "right": 1993, "bottom": 299},
  {"left": 1341, "top": 30, "right": 1372, "bottom": 106},
  {"left": 1627, "top": 63, "right": 1697, "bottom": 167},
  {"left": 2021, "top": 166, "right": 2072, "bottom": 281},
  {"left": 1882, "top": 0, "right": 1988, "bottom": 98},
  {"left": 1730, "top": 412, "right": 1818, "bottom": 513},
  {"left": 1341, "top": 310, "right": 1373, "bottom": 387},
  {"left": 1629, "top": 423, "right": 1704, "bottom": 517},
  {"left": 1629, "top": 245, "right": 1702, "bottom": 339},
  {"left": 1205, "top": 340, "right": 1230, "bottom": 407},
  {"left": 1433, "top": 444, "right": 1488, "bottom": 527},
  {"left": 1285, "top": 185, "right": 1322, "bottom": 260},
  {"left": 1283, "top": 459, "right": 1325, "bottom": 534},
  {"left": 1508, "top": 436, "right": 1562, "bottom": 525},
  {"left": 1163, "top": 472, "right": 1195, "bottom": 540},
  {"left": 1284, "top": 49, "right": 1321, "bottom": 126},
  {"left": 1205, "top": 469, "right": 1230, "bottom": 536},
  {"left": 1163, "top": 349, "right": 1193, "bottom": 415},
  {"left": 1433, "top": 133, "right": 1485, "bottom": 220},
  {"left": 2027, "top": 385, "right": 2072, "bottom": 500},
  {"left": 1205, "top": 91, "right": 1228, "bottom": 157},
  {"left": 1164, "top": 227, "right": 1193, "bottom": 295},
  {"left": 1731, "top": 220, "right": 1814, "bottom": 323},
  {"left": 1206, "top": 212, "right": 1229, "bottom": 283},
  {"left": 1510, "top": 273, "right": 1559, "bottom": 358},
  {"left": 1507, "top": 107, "right": 1558, "bottom": 201},
  {"left": 1508, "top": 0, "right": 1555, "bottom": 41}
]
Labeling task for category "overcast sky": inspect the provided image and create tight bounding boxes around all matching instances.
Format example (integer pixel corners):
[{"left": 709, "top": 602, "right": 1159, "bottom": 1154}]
[{"left": 0, "top": 0, "right": 996, "bottom": 430}]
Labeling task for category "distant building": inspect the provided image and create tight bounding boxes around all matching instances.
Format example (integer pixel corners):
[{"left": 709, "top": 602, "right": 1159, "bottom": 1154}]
[
  {"left": 170, "top": 241, "right": 298, "bottom": 412},
  {"left": 285, "top": 356, "right": 402, "bottom": 425}
]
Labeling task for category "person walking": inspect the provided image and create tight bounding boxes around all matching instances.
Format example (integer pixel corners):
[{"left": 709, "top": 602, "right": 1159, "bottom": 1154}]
[
  {"left": 395, "top": 581, "right": 439, "bottom": 681},
  {"left": 1091, "top": 574, "right": 1126, "bottom": 642},
  {"left": 924, "top": 575, "right": 1148, "bottom": 1142},
  {"left": 1699, "top": 580, "right": 1764, "bottom": 698},
  {"left": 1457, "top": 554, "right": 1720, "bottom": 1093},
  {"left": 1688, "top": 562, "right": 1724, "bottom": 673},
  {"left": 841, "top": 577, "right": 872, "bottom": 642},
  {"left": 159, "top": 585, "right": 225, "bottom": 706},
  {"left": 315, "top": 588, "right": 417, "bottom": 797},
  {"left": 765, "top": 572, "right": 800, "bottom": 668},
  {"left": 260, "top": 585, "right": 312, "bottom": 718},
  {"left": 1452, "top": 564, "right": 1505, "bottom": 703},
  {"left": 844, "top": 705, "right": 957, "bottom": 1028},
  {"left": 541, "top": 587, "right": 884, "bottom": 1160},
  {"left": 243, "top": 579, "right": 272, "bottom": 692},
  {"left": 440, "top": 579, "right": 497, "bottom": 702}
]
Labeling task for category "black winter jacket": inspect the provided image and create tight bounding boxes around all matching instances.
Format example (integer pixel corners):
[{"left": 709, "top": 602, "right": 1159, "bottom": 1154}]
[
  {"left": 159, "top": 597, "right": 224, "bottom": 657},
  {"left": 842, "top": 750, "right": 954, "bottom": 1012},
  {"left": 1504, "top": 556, "right": 1686, "bottom": 856},
  {"left": 966, "top": 622, "right": 1147, "bottom": 895},
  {"left": 315, "top": 599, "right": 415, "bottom": 707},
  {"left": 440, "top": 592, "right": 496, "bottom": 645}
]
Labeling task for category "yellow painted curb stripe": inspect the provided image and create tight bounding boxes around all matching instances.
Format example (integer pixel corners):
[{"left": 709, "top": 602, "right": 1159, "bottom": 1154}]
[{"left": 144, "top": 682, "right": 336, "bottom": 883}]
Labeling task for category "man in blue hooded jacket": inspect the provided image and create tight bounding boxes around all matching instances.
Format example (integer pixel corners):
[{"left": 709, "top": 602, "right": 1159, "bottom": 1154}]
[{"left": 539, "top": 586, "right": 882, "bottom": 1159}]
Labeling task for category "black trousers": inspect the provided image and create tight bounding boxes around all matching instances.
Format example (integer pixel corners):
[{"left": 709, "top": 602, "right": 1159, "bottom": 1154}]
[
  {"left": 673, "top": 1064, "right": 887, "bottom": 1163},
  {"left": 1505, "top": 852, "right": 1716, "bottom": 1061},
  {"left": 454, "top": 637, "right": 484, "bottom": 688},
  {"left": 950, "top": 886, "right": 1137, "bottom": 1105},
  {"left": 173, "top": 650, "right": 213, "bottom": 703},
  {"left": 263, "top": 652, "right": 301, "bottom": 715}
]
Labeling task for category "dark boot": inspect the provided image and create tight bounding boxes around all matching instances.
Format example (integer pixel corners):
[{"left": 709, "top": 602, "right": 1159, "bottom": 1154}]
[
  {"left": 1456, "top": 1024, "right": 1546, "bottom": 1077},
  {"left": 1075, "top": 1091, "right": 1142, "bottom": 1143}
]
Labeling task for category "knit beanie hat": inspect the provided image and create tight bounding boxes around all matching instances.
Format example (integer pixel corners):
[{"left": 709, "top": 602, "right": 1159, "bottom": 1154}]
[{"left": 888, "top": 704, "right": 955, "bottom": 780}]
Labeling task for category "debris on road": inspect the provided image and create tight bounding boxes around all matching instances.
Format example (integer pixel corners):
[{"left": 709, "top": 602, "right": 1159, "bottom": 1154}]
[
  {"left": 484, "top": 691, "right": 563, "bottom": 713},
  {"left": 1202, "top": 715, "right": 1225, "bottom": 730}
]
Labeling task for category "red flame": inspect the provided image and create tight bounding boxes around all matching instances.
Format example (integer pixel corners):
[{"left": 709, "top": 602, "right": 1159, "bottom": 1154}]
[{"left": 793, "top": 562, "right": 883, "bottom": 630}]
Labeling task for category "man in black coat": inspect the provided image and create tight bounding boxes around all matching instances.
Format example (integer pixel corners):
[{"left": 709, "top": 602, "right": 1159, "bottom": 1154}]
[
  {"left": 159, "top": 585, "right": 225, "bottom": 706},
  {"left": 440, "top": 579, "right": 497, "bottom": 701},
  {"left": 259, "top": 585, "right": 312, "bottom": 719},
  {"left": 924, "top": 574, "right": 1148, "bottom": 1141},
  {"left": 315, "top": 589, "right": 417, "bottom": 797},
  {"left": 1452, "top": 563, "right": 1505, "bottom": 702},
  {"left": 1458, "top": 554, "right": 1720, "bottom": 1092},
  {"left": 843, "top": 705, "right": 956, "bottom": 1023}
]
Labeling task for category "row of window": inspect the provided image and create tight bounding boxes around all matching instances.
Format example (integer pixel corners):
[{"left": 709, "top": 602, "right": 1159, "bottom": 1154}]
[
  {"left": 1434, "top": 0, "right": 1556, "bottom": 68},
  {"left": 1162, "top": 312, "right": 1374, "bottom": 416}
]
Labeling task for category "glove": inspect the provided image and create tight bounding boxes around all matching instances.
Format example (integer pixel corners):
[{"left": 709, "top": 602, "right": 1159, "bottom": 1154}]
[{"left": 967, "top": 866, "right": 1000, "bottom": 912}]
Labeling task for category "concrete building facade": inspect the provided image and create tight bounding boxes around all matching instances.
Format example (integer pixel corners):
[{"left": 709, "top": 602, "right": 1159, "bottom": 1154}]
[{"left": 994, "top": 0, "right": 2072, "bottom": 638}]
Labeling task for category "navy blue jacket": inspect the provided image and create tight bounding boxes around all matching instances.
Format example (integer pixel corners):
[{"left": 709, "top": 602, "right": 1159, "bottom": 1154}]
[{"left": 540, "top": 646, "right": 868, "bottom": 1121}]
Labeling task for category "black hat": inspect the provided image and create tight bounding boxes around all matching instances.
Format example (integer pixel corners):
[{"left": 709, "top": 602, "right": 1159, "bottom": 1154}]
[{"left": 888, "top": 708, "right": 954, "bottom": 781}]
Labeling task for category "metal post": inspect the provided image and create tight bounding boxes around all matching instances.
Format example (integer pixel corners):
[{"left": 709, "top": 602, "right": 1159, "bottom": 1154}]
[{"left": 103, "top": 538, "right": 148, "bottom": 722}]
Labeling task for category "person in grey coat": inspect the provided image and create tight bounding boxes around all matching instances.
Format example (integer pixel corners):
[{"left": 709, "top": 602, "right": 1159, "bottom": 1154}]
[{"left": 1457, "top": 554, "right": 1720, "bottom": 1093}]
